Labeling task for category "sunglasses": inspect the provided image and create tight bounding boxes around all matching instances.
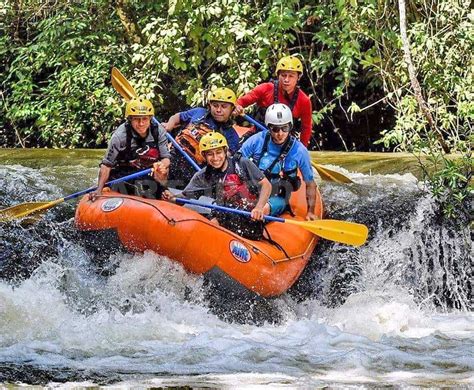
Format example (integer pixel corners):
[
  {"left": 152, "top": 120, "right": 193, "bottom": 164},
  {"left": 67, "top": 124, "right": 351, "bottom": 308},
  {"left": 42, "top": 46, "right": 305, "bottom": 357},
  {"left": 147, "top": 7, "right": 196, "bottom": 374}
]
[{"left": 269, "top": 124, "right": 291, "bottom": 133}]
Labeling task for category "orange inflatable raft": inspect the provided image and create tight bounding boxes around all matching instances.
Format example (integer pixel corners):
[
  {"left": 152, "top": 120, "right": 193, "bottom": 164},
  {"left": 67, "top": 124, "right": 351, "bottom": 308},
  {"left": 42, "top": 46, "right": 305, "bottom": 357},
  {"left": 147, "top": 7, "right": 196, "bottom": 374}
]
[{"left": 75, "top": 181, "right": 324, "bottom": 298}]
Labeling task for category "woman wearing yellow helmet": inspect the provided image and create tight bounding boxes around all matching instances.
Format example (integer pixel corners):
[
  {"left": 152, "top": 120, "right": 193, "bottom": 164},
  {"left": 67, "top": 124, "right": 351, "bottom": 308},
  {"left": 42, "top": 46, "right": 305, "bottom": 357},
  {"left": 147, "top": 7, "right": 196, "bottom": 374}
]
[
  {"left": 89, "top": 96, "right": 171, "bottom": 201},
  {"left": 162, "top": 132, "right": 272, "bottom": 240},
  {"left": 234, "top": 55, "right": 313, "bottom": 148}
]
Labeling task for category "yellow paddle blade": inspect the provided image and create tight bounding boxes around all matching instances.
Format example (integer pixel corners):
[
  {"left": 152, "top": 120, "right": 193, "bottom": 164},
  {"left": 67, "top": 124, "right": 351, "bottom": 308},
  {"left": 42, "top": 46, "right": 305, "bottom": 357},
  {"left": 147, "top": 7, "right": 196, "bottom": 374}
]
[
  {"left": 312, "top": 162, "right": 353, "bottom": 184},
  {"left": 0, "top": 198, "right": 64, "bottom": 223},
  {"left": 285, "top": 218, "right": 368, "bottom": 247},
  {"left": 111, "top": 67, "right": 137, "bottom": 101}
]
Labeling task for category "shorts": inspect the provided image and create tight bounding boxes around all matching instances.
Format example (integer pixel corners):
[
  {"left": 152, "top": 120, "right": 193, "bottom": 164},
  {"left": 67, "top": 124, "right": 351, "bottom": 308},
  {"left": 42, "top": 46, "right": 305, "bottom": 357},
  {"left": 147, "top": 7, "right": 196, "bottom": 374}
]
[{"left": 267, "top": 195, "right": 287, "bottom": 216}]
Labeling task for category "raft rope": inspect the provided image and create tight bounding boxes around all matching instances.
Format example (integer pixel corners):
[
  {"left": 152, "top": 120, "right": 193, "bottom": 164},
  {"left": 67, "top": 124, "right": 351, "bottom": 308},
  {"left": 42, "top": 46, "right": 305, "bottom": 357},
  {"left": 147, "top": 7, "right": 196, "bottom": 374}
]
[
  {"left": 262, "top": 225, "right": 291, "bottom": 260},
  {"left": 100, "top": 194, "right": 294, "bottom": 261}
]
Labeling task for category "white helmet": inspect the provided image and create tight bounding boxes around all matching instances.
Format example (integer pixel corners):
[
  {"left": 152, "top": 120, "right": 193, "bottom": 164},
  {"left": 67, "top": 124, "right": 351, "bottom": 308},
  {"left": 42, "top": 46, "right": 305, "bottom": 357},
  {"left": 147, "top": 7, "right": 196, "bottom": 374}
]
[{"left": 264, "top": 103, "right": 293, "bottom": 127}]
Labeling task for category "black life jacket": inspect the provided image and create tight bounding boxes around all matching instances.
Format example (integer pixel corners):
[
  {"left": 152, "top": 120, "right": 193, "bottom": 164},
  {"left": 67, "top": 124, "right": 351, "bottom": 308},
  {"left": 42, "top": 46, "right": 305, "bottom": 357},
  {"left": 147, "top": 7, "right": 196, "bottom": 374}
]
[
  {"left": 254, "top": 132, "right": 301, "bottom": 199},
  {"left": 113, "top": 122, "right": 161, "bottom": 173}
]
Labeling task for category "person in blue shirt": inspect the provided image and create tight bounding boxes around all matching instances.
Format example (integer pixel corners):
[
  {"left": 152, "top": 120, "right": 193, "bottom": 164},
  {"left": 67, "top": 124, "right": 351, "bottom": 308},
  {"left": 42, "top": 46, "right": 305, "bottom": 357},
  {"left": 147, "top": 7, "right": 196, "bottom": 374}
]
[
  {"left": 240, "top": 103, "right": 318, "bottom": 220},
  {"left": 162, "top": 87, "right": 240, "bottom": 153},
  {"left": 163, "top": 87, "right": 241, "bottom": 188}
]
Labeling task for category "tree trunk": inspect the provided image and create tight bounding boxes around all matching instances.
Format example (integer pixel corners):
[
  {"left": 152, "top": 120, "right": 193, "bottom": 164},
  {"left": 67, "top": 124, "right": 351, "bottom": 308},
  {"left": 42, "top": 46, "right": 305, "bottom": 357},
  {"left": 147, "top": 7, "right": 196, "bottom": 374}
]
[
  {"left": 398, "top": 0, "right": 450, "bottom": 153},
  {"left": 115, "top": 0, "right": 142, "bottom": 44}
]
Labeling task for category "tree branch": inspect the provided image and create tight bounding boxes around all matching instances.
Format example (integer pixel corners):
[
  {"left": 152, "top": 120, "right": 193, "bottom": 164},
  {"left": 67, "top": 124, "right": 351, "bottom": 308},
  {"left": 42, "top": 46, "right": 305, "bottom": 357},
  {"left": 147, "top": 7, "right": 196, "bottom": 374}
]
[
  {"left": 115, "top": 0, "right": 142, "bottom": 44},
  {"left": 398, "top": 0, "right": 450, "bottom": 153}
]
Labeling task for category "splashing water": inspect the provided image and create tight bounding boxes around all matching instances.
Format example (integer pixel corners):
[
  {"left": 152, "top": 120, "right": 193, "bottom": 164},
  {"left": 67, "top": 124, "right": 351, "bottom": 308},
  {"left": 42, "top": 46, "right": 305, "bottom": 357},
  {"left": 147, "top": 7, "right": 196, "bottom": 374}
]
[{"left": 0, "top": 157, "right": 472, "bottom": 387}]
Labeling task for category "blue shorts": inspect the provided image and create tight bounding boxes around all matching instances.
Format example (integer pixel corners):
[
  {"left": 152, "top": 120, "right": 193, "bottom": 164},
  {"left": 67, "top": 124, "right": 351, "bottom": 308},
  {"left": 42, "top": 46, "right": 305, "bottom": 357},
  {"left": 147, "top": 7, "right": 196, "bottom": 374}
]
[{"left": 267, "top": 196, "right": 287, "bottom": 216}]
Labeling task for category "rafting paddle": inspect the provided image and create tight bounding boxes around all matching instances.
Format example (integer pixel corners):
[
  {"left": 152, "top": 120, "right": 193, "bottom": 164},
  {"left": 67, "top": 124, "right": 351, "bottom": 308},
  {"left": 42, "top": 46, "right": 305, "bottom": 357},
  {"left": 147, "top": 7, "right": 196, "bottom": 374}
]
[
  {"left": 0, "top": 168, "right": 153, "bottom": 223},
  {"left": 242, "top": 114, "right": 354, "bottom": 184},
  {"left": 110, "top": 67, "right": 367, "bottom": 244},
  {"left": 111, "top": 67, "right": 201, "bottom": 172},
  {"left": 175, "top": 197, "right": 368, "bottom": 247},
  {"left": 310, "top": 161, "right": 353, "bottom": 184}
]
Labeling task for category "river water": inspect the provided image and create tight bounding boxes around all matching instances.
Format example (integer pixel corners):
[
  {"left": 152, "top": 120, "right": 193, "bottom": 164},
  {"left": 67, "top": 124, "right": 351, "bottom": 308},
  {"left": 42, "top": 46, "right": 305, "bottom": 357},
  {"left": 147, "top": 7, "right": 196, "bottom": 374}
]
[{"left": 0, "top": 149, "right": 472, "bottom": 388}]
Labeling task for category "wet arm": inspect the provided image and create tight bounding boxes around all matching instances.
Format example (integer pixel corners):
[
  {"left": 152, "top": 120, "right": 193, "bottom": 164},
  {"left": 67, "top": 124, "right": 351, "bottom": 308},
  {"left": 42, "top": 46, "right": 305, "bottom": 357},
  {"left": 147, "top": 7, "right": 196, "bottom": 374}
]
[
  {"left": 305, "top": 180, "right": 317, "bottom": 214},
  {"left": 162, "top": 113, "right": 181, "bottom": 132},
  {"left": 89, "top": 164, "right": 111, "bottom": 201},
  {"left": 256, "top": 177, "right": 272, "bottom": 210}
]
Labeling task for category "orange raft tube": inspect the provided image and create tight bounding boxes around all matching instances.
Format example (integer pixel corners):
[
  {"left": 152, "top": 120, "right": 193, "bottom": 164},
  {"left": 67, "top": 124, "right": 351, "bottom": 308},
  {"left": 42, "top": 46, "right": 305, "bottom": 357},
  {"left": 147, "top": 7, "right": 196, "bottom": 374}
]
[{"left": 75, "top": 181, "right": 324, "bottom": 298}]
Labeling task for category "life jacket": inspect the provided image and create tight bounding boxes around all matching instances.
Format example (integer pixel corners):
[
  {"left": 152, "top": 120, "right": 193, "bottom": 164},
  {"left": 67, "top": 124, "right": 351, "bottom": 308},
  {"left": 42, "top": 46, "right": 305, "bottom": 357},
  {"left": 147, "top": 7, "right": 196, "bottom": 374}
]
[
  {"left": 208, "top": 155, "right": 263, "bottom": 240},
  {"left": 253, "top": 80, "right": 302, "bottom": 138},
  {"left": 175, "top": 112, "right": 237, "bottom": 164},
  {"left": 221, "top": 155, "right": 258, "bottom": 210},
  {"left": 254, "top": 132, "right": 301, "bottom": 199},
  {"left": 113, "top": 122, "right": 161, "bottom": 174},
  {"left": 175, "top": 121, "right": 214, "bottom": 165},
  {"left": 203, "top": 155, "right": 258, "bottom": 210}
]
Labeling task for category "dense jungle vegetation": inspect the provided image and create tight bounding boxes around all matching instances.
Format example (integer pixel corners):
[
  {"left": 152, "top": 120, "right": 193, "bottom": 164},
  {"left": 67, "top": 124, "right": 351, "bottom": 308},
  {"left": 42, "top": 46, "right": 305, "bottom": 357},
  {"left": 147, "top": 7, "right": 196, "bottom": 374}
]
[{"left": 0, "top": 0, "right": 472, "bottom": 215}]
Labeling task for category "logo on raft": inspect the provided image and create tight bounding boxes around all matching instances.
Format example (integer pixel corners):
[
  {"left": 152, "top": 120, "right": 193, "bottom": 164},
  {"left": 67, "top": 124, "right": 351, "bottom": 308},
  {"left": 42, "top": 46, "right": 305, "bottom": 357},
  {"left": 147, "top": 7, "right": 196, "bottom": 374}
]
[
  {"left": 229, "top": 240, "right": 251, "bottom": 263},
  {"left": 101, "top": 198, "right": 124, "bottom": 212}
]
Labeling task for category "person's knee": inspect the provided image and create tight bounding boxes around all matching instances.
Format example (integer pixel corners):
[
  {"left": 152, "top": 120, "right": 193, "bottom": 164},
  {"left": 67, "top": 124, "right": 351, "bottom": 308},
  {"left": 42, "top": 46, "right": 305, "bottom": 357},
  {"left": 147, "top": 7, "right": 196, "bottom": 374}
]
[
  {"left": 267, "top": 196, "right": 287, "bottom": 216},
  {"left": 136, "top": 179, "right": 159, "bottom": 199},
  {"left": 112, "top": 181, "right": 133, "bottom": 195}
]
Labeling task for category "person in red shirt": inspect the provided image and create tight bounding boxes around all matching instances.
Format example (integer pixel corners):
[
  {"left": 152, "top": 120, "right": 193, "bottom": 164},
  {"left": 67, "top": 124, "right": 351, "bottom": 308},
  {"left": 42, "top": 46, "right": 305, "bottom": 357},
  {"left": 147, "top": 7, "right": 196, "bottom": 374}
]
[{"left": 234, "top": 56, "right": 313, "bottom": 147}]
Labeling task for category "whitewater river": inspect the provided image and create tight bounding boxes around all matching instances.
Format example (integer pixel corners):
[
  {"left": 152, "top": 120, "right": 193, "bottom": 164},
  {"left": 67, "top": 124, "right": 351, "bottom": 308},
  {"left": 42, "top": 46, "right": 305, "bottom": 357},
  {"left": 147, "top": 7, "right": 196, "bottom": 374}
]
[{"left": 0, "top": 149, "right": 472, "bottom": 388}]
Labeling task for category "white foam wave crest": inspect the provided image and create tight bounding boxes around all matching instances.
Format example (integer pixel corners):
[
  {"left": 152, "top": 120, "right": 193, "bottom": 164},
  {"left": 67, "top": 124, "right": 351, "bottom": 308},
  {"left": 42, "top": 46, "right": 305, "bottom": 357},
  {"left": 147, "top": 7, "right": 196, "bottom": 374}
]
[
  {"left": 1, "top": 249, "right": 472, "bottom": 383},
  {"left": 1, "top": 161, "right": 472, "bottom": 386},
  {"left": 0, "top": 165, "right": 61, "bottom": 203}
]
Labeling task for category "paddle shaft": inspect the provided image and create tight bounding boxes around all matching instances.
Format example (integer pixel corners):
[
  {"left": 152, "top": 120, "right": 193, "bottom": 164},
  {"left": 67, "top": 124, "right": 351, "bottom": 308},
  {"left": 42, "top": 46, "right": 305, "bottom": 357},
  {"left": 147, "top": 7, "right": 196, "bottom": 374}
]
[
  {"left": 243, "top": 114, "right": 267, "bottom": 133},
  {"left": 63, "top": 168, "right": 153, "bottom": 201},
  {"left": 150, "top": 118, "right": 201, "bottom": 172},
  {"left": 111, "top": 68, "right": 201, "bottom": 172},
  {"left": 175, "top": 197, "right": 368, "bottom": 246},
  {"left": 175, "top": 197, "right": 285, "bottom": 223}
]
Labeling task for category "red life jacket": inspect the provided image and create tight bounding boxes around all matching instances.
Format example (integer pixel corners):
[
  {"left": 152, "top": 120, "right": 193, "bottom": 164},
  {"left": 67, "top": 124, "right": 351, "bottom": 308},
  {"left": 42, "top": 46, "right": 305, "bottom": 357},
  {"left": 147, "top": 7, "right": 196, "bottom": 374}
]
[
  {"left": 222, "top": 157, "right": 257, "bottom": 210},
  {"left": 129, "top": 145, "right": 160, "bottom": 169}
]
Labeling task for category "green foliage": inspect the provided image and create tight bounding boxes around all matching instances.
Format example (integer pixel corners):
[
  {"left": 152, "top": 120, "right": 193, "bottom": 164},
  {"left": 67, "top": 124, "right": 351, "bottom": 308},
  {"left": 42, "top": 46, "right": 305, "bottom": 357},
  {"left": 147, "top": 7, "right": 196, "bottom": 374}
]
[
  {"left": 419, "top": 153, "right": 473, "bottom": 218},
  {"left": 377, "top": 2, "right": 473, "bottom": 155},
  {"left": 378, "top": 2, "right": 473, "bottom": 217},
  {"left": 0, "top": 0, "right": 124, "bottom": 147},
  {"left": 0, "top": 0, "right": 472, "bottom": 216}
]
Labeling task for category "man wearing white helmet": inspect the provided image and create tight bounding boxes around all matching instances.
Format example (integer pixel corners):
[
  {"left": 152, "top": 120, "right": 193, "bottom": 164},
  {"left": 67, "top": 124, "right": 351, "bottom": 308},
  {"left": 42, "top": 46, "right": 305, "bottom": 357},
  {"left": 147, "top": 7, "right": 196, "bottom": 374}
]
[{"left": 240, "top": 103, "right": 318, "bottom": 221}]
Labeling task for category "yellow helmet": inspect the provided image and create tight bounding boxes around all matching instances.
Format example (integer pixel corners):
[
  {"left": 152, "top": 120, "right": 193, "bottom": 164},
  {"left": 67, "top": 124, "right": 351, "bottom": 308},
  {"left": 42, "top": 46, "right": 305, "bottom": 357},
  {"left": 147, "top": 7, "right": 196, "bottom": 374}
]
[
  {"left": 208, "top": 87, "right": 237, "bottom": 105},
  {"left": 275, "top": 56, "right": 303, "bottom": 74},
  {"left": 125, "top": 97, "right": 154, "bottom": 117},
  {"left": 199, "top": 132, "right": 228, "bottom": 154}
]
